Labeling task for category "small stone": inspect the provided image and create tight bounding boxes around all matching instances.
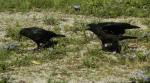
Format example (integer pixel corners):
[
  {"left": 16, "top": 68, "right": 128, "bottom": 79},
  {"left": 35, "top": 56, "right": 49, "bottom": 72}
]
[
  {"left": 6, "top": 42, "right": 19, "bottom": 50},
  {"left": 1, "top": 42, "right": 20, "bottom": 50},
  {"left": 72, "top": 4, "right": 80, "bottom": 12}
]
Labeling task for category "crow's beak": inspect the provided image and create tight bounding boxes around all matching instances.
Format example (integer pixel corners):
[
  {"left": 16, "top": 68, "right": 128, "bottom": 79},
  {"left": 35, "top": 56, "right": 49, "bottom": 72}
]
[
  {"left": 134, "top": 26, "right": 140, "bottom": 28},
  {"left": 85, "top": 28, "right": 90, "bottom": 30},
  {"left": 132, "top": 25, "right": 141, "bottom": 29}
]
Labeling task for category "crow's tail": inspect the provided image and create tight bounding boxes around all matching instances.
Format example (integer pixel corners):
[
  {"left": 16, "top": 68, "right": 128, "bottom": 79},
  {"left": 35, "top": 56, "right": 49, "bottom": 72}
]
[
  {"left": 56, "top": 34, "right": 66, "bottom": 37},
  {"left": 119, "top": 36, "right": 137, "bottom": 40}
]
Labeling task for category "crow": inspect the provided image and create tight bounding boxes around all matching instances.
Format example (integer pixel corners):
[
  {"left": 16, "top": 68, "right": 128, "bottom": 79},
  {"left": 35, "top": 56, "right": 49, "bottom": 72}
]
[
  {"left": 87, "top": 22, "right": 140, "bottom": 53},
  {"left": 19, "top": 27, "right": 65, "bottom": 49}
]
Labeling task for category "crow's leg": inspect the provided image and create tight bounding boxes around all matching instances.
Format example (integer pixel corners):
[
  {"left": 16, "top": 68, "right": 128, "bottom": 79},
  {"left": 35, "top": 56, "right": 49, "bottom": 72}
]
[
  {"left": 36, "top": 42, "right": 42, "bottom": 49},
  {"left": 113, "top": 41, "right": 121, "bottom": 53},
  {"left": 102, "top": 43, "right": 114, "bottom": 52},
  {"left": 101, "top": 41, "right": 106, "bottom": 50},
  {"left": 101, "top": 42, "right": 110, "bottom": 51},
  {"left": 41, "top": 41, "right": 50, "bottom": 48},
  {"left": 44, "top": 40, "right": 56, "bottom": 48},
  {"left": 38, "top": 40, "right": 52, "bottom": 48},
  {"left": 101, "top": 41, "right": 111, "bottom": 50},
  {"left": 32, "top": 42, "right": 41, "bottom": 51},
  {"left": 116, "top": 45, "right": 121, "bottom": 53},
  {"left": 102, "top": 44, "right": 105, "bottom": 50},
  {"left": 101, "top": 41, "right": 121, "bottom": 53}
]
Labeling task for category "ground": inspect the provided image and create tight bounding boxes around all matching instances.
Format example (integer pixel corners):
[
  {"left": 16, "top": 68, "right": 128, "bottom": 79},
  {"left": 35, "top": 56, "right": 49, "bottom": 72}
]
[{"left": 0, "top": 11, "right": 150, "bottom": 83}]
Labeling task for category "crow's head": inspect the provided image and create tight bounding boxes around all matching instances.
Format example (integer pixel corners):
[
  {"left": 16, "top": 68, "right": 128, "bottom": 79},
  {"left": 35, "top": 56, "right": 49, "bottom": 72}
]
[
  {"left": 19, "top": 28, "right": 27, "bottom": 36},
  {"left": 19, "top": 28, "right": 33, "bottom": 37},
  {"left": 19, "top": 28, "right": 30, "bottom": 41},
  {"left": 86, "top": 23, "right": 96, "bottom": 31},
  {"left": 86, "top": 23, "right": 102, "bottom": 33}
]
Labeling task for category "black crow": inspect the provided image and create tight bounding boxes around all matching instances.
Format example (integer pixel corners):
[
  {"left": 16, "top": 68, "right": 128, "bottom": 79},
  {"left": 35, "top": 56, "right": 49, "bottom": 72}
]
[
  {"left": 87, "top": 22, "right": 140, "bottom": 53},
  {"left": 19, "top": 27, "right": 65, "bottom": 49}
]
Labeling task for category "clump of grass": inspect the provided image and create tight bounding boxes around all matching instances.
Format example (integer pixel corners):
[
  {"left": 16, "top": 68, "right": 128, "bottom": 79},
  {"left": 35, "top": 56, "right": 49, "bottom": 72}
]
[
  {"left": 0, "top": 49, "right": 11, "bottom": 71},
  {"left": 136, "top": 51, "right": 150, "bottom": 61},
  {"left": 42, "top": 44, "right": 67, "bottom": 61},
  {"left": 72, "top": 22, "right": 87, "bottom": 32},
  {"left": 52, "top": 25, "right": 61, "bottom": 33},
  {"left": 5, "top": 26, "right": 21, "bottom": 41},
  {"left": 0, "top": 76, "right": 10, "bottom": 83},
  {"left": 139, "top": 31, "right": 150, "bottom": 43},
  {"left": 13, "top": 54, "right": 34, "bottom": 67},
  {"left": 63, "top": 25, "right": 74, "bottom": 32},
  {"left": 0, "top": 62, "right": 10, "bottom": 71},
  {"left": 43, "top": 16, "right": 59, "bottom": 25},
  {"left": 0, "top": 48, "right": 11, "bottom": 61},
  {"left": 82, "top": 49, "right": 119, "bottom": 68},
  {"left": 142, "top": 18, "right": 150, "bottom": 28},
  {"left": 83, "top": 55, "right": 99, "bottom": 68}
]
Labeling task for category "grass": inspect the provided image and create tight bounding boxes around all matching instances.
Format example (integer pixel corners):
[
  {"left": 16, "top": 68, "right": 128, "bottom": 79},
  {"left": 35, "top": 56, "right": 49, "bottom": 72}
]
[
  {"left": 0, "top": 0, "right": 150, "bottom": 17},
  {"left": 82, "top": 49, "right": 120, "bottom": 68},
  {"left": 0, "top": 49, "right": 10, "bottom": 61},
  {"left": 48, "top": 78, "right": 67, "bottom": 83},
  {"left": 5, "top": 25, "right": 21, "bottom": 41},
  {"left": 3, "top": 12, "right": 149, "bottom": 69},
  {"left": 0, "top": 77, "right": 10, "bottom": 83},
  {"left": 0, "top": 3, "right": 150, "bottom": 82}
]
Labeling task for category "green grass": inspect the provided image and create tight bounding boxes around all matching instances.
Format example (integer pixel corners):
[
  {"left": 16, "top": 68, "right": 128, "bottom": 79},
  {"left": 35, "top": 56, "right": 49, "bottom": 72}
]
[
  {"left": 0, "top": 0, "right": 54, "bottom": 11},
  {"left": 0, "top": 0, "right": 150, "bottom": 17},
  {"left": 0, "top": 48, "right": 11, "bottom": 71},
  {"left": 0, "top": 49, "right": 10, "bottom": 61}
]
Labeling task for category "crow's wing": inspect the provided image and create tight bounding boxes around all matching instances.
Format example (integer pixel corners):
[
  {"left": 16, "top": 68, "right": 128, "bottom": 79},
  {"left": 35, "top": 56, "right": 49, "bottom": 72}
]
[
  {"left": 20, "top": 27, "right": 53, "bottom": 42},
  {"left": 118, "top": 35, "right": 137, "bottom": 40},
  {"left": 97, "top": 22, "right": 140, "bottom": 35}
]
